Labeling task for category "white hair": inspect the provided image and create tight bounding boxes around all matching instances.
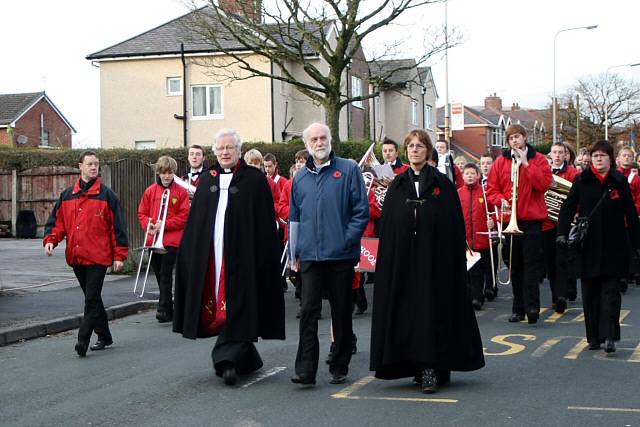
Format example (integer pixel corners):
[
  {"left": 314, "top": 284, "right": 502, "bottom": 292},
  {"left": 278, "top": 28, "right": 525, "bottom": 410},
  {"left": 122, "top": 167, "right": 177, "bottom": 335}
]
[
  {"left": 213, "top": 128, "right": 242, "bottom": 155},
  {"left": 302, "top": 123, "right": 332, "bottom": 145}
]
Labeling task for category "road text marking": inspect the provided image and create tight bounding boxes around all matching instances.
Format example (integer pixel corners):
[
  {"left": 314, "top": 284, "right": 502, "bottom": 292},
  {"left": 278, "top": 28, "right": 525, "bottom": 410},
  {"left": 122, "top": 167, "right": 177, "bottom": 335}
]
[{"left": 332, "top": 376, "right": 458, "bottom": 403}]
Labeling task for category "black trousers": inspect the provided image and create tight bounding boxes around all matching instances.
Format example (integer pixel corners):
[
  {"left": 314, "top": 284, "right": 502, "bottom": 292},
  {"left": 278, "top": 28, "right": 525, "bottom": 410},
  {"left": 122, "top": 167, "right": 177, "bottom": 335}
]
[
  {"left": 150, "top": 246, "right": 177, "bottom": 315},
  {"left": 542, "top": 227, "right": 562, "bottom": 303},
  {"left": 296, "top": 259, "right": 355, "bottom": 377},
  {"left": 212, "top": 327, "right": 263, "bottom": 375},
  {"left": 468, "top": 249, "right": 489, "bottom": 302},
  {"left": 509, "top": 220, "right": 544, "bottom": 316},
  {"left": 581, "top": 277, "right": 621, "bottom": 344},
  {"left": 72, "top": 265, "right": 110, "bottom": 344}
]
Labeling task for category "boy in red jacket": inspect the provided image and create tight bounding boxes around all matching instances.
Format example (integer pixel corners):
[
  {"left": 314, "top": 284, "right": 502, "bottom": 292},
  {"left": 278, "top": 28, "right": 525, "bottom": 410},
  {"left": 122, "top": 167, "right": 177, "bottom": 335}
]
[
  {"left": 459, "top": 163, "right": 495, "bottom": 310},
  {"left": 138, "top": 156, "right": 190, "bottom": 323},
  {"left": 487, "top": 124, "right": 552, "bottom": 324}
]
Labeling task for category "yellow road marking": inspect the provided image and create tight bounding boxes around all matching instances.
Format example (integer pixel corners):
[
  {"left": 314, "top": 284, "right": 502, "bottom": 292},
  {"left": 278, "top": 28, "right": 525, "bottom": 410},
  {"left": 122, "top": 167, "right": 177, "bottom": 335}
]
[
  {"left": 531, "top": 338, "right": 562, "bottom": 357},
  {"left": 331, "top": 376, "right": 458, "bottom": 403},
  {"left": 564, "top": 338, "right": 589, "bottom": 360},
  {"left": 619, "top": 310, "right": 631, "bottom": 326},
  {"left": 544, "top": 308, "right": 582, "bottom": 323},
  {"left": 568, "top": 406, "right": 640, "bottom": 413},
  {"left": 630, "top": 343, "right": 640, "bottom": 363},
  {"left": 483, "top": 334, "right": 536, "bottom": 356}
]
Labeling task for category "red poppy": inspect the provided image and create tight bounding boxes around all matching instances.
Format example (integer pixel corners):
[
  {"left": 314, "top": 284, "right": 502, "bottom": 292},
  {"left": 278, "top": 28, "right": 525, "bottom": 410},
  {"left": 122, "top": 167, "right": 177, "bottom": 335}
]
[
  {"left": 333, "top": 171, "right": 342, "bottom": 179},
  {"left": 210, "top": 170, "right": 218, "bottom": 177},
  {"left": 432, "top": 187, "right": 441, "bottom": 197},
  {"left": 611, "top": 189, "right": 620, "bottom": 200}
]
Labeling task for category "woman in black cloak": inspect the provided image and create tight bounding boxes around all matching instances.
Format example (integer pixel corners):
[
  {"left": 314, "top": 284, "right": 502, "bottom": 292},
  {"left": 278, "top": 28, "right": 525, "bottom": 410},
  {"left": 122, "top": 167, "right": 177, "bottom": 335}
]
[{"left": 370, "top": 129, "right": 485, "bottom": 393}]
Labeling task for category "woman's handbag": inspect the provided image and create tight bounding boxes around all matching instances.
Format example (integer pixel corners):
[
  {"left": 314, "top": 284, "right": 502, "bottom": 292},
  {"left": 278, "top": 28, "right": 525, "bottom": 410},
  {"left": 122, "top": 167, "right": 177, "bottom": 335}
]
[{"left": 567, "top": 190, "right": 608, "bottom": 251}]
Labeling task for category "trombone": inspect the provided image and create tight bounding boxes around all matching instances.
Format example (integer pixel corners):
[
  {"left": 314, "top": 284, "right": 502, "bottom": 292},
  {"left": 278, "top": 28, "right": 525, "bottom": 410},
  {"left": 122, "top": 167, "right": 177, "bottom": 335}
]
[
  {"left": 496, "top": 152, "right": 523, "bottom": 285},
  {"left": 133, "top": 189, "right": 170, "bottom": 298},
  {"left": 480, "top": 182, "right": 497, "bottom": 292}
]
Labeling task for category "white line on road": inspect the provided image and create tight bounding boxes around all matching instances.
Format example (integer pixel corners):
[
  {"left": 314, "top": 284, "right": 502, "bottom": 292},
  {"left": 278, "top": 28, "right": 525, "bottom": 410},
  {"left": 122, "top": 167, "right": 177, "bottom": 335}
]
[
  {"left": 568, "top": 406, "right": 640, "bottom": 413},
  {"left": 241, "top": 367, "right": 287, "bottom": 388}
]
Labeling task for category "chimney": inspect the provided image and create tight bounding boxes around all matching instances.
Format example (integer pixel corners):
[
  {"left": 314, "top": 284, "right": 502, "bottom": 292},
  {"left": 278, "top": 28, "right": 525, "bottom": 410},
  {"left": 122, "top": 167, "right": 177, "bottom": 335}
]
[
  {"left": 219, "top": 0, "right": 262, "bottom": 22},
  {"left": 484, "top": 93, "right": 502, "bottom": 111},
  {"left": 511, "top": 102, "right": 520, "bottom": 112}
]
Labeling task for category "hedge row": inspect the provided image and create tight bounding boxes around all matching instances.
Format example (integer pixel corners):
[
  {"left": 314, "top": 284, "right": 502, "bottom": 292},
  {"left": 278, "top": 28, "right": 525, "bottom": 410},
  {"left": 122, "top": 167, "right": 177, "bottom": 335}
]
[{"left": 0, "top": 140, "right": 381, "bottom": 176}]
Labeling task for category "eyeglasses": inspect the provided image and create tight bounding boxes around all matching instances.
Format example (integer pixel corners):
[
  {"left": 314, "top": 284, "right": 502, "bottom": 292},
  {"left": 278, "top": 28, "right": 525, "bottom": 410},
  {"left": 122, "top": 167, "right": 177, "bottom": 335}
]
[{"left": 406, "top": 143, "right": 427, "bottom": 150}]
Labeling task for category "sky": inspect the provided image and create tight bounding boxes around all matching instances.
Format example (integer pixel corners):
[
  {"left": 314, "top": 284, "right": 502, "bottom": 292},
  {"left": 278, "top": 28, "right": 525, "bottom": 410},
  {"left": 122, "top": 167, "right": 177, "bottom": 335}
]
[{"left": 1, "top": 0, "right": 639, "bottom": 147}]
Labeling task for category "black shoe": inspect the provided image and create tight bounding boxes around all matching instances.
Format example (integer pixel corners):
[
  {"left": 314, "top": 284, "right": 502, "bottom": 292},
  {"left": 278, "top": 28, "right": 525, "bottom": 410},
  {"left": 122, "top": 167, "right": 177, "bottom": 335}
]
[
  {"left": 620, "top": 282, "right": 628, "bottom": 294},
  {"left": 222, "top": 366, "right": 237, "bottom": 386},
  {"left": 555, "top": 298, "right": 567, "bottom": 314},
  {"left": 508, "top": 313, "right": 524, "bottom": 323},
  {"left": 604, "top": 339, "right": 616, "bottom": 353},
  {"left": 527, "top": 311, "right": 539, "bottom": 324},
  {"left": 156, "top": 310, "right": 172, "bottom": 323},
  {"left": 567, "top": 291, "right": 577, "bottom": 302},
  {"left": 354, "top": 305, "right": 366, "bottom": 315},
  {"left": 484, "top": 289, "right": 496, "bottom": 302},
  {"left": 471, "top": 299, "right": 483, "bottom": 311},
  {"left": 436, "top": 370, "right": 451, "bottom": 386},
  {"left": 413, "top": 373, "right": 422, "bottom": 385},
  {"left": 90, "top": 338, "right": 113, "bottom": 351},
  {"left": 75, "top": 341, "right": 88, "bottom": 357},
  {"left": 588, "top": 342, "right": 601, "bottom": 350},
  {"left": 421, "top": 368, "right": 437, "bottom": 393},
  {"left": 291, "top": 373, "right": 316, "bottom": 386},
  {"left": 330, "top": 373, "right": 347, "bottom": 384}
]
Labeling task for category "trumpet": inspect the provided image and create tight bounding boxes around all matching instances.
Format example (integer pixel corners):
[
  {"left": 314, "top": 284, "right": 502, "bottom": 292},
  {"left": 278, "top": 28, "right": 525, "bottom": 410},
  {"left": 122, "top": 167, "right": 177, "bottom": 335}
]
[
  {"left": 133, "top": 188, "right": 170, "bottom": 298},
  {"left": 495, "top": 206, "right": 511, "bottom": 286},
  {"left": 503, "top": 153, "right": 523, "bottom": 235}
]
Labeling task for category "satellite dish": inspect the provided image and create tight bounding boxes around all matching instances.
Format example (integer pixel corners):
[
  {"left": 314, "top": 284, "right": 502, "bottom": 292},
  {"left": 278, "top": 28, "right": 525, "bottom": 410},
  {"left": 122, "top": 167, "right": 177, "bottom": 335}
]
[{"left": 16, "top": 135, "right": 28, "bottom": 145}]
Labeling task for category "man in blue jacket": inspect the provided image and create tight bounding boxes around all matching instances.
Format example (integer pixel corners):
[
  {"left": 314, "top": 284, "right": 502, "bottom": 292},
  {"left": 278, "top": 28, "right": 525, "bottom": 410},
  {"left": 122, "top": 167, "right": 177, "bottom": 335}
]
[{"left": 289, "top": 122, "right": 369, "bottom": 386}]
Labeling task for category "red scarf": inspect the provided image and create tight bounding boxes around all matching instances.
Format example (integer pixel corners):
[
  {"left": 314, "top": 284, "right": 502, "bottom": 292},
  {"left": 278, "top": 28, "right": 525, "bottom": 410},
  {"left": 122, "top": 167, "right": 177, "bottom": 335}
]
[{"left": 590, "top": 164, "right": 609, "bottom": 184}]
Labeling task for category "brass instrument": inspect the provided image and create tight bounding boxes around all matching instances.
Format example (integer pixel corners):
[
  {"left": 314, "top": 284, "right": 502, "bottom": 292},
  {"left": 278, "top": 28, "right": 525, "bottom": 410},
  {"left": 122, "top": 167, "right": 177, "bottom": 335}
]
[
  {"left": 359, "top": 144, "right": 388, "bottom": 206},
  {"left": 503, "top": 153, "right": 523, "bottom": 235},
  {"left": 495, "top": 206, "right": 511, "bottom": 286},
  {"left": 133, "top": 188, "right": 170, "bottom": 298},
  {"left": 480, "top": 182, "right": 497, "bottom": 291},
  {"left": 545, "top": 175, "right": 572, "bottom": 222}
]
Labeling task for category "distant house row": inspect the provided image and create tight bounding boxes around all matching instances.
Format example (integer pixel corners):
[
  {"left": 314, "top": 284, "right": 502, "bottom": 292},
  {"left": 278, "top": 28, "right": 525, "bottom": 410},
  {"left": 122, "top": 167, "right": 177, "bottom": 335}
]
[{"left": 85, "top": 5, "right": 438, "bottom": 149}]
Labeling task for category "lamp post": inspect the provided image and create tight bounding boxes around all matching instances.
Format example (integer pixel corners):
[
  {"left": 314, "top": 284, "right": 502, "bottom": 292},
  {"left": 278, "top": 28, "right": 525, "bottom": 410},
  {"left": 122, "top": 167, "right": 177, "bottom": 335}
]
[
  {"left": 604, "top": 62, "right": 640, "bottom": 140},
  {"left": 553, "top": 25, "right": 598, "bottom": 145}
]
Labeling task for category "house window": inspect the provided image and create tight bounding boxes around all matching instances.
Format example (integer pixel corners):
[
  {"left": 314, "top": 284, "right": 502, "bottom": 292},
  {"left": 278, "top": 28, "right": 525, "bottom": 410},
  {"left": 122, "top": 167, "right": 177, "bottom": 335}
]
[
  {"left": 167, "top": 77, "right": 182, "bottom": 96},
  {"left": 411, "top": 100, "right": 419, "bottom": 125},
  {"left": 40, "top": 130, "right": 49, "bottom": 146},
  {"left": 192, "top": 85, "right": 223, "bottom": 118},
  {"left": 491, "top": 128, "right": 505, "bottom": 147},
  {"left": 135, "top": 140, "right": 156, "bottom": 150},
  {"left": 424, "top": 104, "right": 432, "bottom": 129},
  {"left": 351, "top": 76, "right": 363, "bottom": 108}
]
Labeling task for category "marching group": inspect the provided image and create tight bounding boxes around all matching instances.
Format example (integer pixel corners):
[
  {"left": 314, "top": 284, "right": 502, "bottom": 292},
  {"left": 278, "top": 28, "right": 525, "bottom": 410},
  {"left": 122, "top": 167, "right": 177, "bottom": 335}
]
[{"left": 42, "top": 121, "right": 639, "bottom": 394}]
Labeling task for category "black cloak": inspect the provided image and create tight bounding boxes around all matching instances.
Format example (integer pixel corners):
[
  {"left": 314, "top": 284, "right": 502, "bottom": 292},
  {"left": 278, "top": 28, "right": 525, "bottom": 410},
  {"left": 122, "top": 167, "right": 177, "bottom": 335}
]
[
  {"left": 173, "top": 160, "right": 285, "bottom": 341},
  {"left": 370, "top": 165, "right": 485, "bottom": 379}
]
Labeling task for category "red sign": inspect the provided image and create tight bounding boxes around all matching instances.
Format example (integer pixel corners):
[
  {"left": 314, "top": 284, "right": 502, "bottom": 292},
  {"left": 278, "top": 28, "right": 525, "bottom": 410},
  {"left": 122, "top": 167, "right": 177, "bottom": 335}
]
[{"left": 356, "top": 237, "right": 379, "bottom": 272}]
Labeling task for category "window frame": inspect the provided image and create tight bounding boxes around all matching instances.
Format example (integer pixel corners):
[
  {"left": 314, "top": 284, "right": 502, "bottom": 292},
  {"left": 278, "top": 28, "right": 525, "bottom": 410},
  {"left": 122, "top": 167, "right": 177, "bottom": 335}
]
[
  {"left": 424, "top": 104, "right": 432, "bottom": 130},
  {"left": 191, "top": 84, "right": 224, "bottom": 120},
  {"left": 411, "top": 100, "right": 419, "bottom": 125},
  {"left": 166, "top": 77, "right": 183, "bottom": 96},
  {"left": 351, "top": 76, "right": 363, "bottom": 109}
]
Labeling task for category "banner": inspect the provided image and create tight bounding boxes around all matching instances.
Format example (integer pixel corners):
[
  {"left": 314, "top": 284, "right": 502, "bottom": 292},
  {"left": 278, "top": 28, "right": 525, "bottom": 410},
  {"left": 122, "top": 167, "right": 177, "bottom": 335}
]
[
  {"left": 355, "top": 237, "right": 379, "bottom": 272},
  {"left": 451, "top": 102, "right": 465, "bottom": 131}
]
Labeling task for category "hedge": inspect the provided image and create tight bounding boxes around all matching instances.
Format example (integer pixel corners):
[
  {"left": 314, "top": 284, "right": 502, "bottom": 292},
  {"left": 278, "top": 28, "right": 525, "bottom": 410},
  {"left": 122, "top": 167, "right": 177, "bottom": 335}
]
[{"left": 0, "top": 140, "right": 382, "bottom": 176}]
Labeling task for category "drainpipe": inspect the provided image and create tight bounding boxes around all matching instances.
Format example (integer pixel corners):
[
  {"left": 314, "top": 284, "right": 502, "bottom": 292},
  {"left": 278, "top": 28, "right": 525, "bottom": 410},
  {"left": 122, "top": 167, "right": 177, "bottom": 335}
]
[{"left": 181, "top": 43, "right": 188, "bottom": 147}]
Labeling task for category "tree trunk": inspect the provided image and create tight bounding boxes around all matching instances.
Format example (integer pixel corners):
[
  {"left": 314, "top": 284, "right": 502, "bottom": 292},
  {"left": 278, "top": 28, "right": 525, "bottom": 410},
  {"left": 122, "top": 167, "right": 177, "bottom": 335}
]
[{"left": 324, "top": 99, "right": 342, "bottom": 144}]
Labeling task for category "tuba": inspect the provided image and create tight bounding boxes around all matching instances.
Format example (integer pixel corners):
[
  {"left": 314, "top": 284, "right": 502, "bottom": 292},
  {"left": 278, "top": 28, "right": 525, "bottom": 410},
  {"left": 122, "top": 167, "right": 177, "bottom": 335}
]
[{"left": 545, "top": 175, "right": 572, "bottom": 222}]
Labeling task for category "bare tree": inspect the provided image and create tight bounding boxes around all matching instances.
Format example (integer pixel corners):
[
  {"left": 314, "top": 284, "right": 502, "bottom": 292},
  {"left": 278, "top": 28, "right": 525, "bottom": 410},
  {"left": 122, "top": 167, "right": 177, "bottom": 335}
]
[
  {"left": 182, "top": 0, "right": 451, "bottom": 143},
  {"left": 562, "top": 73, "right": 640, "bottom": 144}
]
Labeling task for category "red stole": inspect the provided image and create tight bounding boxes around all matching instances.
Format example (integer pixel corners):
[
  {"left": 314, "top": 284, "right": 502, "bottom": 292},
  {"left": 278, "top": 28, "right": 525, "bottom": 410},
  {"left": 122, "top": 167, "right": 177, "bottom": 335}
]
[{"left": 200, "top": 251, "right": 227, "bottom": 336}]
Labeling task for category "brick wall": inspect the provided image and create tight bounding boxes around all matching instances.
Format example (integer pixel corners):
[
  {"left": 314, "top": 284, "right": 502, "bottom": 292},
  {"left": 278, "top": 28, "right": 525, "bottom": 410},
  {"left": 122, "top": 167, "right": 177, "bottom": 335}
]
[
  {"left": 0, "top": 129, "right": 9, "bottom": 146},
  {"left": 13, "top": 99, "right": 72, "bottom": 148},
  {"left": 451, "top": 127, "right": 491, "bottom": 157}
]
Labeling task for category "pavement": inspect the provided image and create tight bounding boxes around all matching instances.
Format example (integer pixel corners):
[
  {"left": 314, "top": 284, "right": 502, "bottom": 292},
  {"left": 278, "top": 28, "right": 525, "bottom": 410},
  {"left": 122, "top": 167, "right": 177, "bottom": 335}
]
[
  {"left": 0, "top": 238, "right": 157, "bottom": 345},
  {"left": 2, "top": 238, "right": 640, "bottom": 426}
]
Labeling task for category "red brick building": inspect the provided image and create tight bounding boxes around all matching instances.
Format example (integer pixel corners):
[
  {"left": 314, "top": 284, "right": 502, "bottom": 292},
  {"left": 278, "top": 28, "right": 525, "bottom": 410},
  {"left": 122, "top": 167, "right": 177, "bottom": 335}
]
[
  {"left": 437, "top": 94, "right": 548, "bottom": 161},
  {"left": 0, "top": 92, "right": 75, "bottom": 148}
]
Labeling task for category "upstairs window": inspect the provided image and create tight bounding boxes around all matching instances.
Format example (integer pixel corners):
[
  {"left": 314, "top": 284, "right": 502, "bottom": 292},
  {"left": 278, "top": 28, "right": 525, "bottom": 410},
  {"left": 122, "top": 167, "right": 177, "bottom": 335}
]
[
  {"left": 411, "top": 100, "right": 419, "bottom": 125},
  {"left": 424, "top": 104, "right": 432, "bottom": 129},
  {"left": 351, "top": 76, "right": 363, "bottom": 108},
  {"left": 192, "top": 85, "right": 223, "bottom": 119},
  {"left": 167, "top": 77, "right": 182, "bottom": 96}
]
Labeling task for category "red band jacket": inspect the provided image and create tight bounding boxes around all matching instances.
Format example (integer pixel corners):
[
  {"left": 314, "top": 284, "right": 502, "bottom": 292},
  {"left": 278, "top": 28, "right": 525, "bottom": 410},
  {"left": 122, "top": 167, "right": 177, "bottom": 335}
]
[{"left": 137, "top": 180, "right": 190, "bottom": 248}]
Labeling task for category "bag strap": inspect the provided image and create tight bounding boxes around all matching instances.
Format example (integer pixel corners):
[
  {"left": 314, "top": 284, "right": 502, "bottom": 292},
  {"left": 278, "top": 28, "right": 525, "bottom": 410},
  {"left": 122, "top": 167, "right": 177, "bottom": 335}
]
[{"left": 586, "top": 189, "right": 608, "bottom": 220}]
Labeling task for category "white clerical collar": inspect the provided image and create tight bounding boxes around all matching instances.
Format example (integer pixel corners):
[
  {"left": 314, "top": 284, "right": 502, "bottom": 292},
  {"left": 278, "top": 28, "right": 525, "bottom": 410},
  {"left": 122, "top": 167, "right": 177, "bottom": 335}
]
[
  {"left": 223, "top": 168, "right": 232, "bottom": 173},
  {"left": 190, "top": 167, "right": 203, "bottom": 174}
]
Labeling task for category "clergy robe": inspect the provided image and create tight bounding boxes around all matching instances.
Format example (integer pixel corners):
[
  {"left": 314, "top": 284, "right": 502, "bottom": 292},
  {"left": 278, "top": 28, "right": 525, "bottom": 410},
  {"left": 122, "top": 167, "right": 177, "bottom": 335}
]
[
  {"left": 370, "top": 165, "right": 485, "bottom": 379},
  {"left": 173, "top": 160, "right": 285, "bottom": 343}
]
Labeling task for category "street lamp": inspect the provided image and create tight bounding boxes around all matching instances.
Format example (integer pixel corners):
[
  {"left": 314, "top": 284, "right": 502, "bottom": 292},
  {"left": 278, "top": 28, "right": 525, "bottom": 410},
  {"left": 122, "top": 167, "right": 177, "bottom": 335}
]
[
  {"left": 604, "top": 62, "right": 640, "bottom": 140},
  {"left": 553, "top": 25, "right": 598, "bottom": 144}
]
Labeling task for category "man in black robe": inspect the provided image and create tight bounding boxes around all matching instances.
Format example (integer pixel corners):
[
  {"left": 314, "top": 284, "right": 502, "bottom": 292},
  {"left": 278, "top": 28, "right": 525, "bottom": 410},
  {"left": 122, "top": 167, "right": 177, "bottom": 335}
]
[
  {"left": 370, "top": 129, "right": 484, "bottom": 393},
  {"left": 173, "top": 128, "right": 285, "bottom": 386}
]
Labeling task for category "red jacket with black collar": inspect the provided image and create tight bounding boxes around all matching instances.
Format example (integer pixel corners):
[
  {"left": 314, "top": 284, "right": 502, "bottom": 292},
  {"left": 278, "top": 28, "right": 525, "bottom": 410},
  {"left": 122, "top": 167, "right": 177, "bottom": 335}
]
[
  {"left": 138, "top": 180, "right": 190, "bottom": 248},
  {"left": 44, "top": 178, "right": 129, "bottom": 267},
  {"left": 618, "top": 166, "right": 640, "bottom": 214},
  {"left": 458, "top": 181, "right": 494, "bottom": 251}
]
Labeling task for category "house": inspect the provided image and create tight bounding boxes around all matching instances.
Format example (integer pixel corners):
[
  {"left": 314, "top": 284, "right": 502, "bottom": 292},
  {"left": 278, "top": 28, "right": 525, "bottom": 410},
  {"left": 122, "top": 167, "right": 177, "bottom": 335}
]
[
  {"left": 436, "top": 93, "right": 548, "bottom": 160},
  {"left": 86, "top": 5, "right": 370, "bottom": 149},
  {"left": 369, "top": 60, "right": 438, "bottom": 144},
  {"left": 0, "top": 92, "right": 75, "bottom": 148}
]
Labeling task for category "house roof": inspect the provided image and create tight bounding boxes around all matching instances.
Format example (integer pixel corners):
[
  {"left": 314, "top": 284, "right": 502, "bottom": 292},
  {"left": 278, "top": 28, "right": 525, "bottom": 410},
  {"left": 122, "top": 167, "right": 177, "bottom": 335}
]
[
  {"left": 369, "top": 59, "right": 419, "bottom": 88},
  {"left": 87, "top": 7, "right": 322, "bottom": 60},
  {"left": 0, "top": 92, "right": 44, "bottom": 126},
  {"left": 436, "top": 105, "right": 493, "bottom": 127},
  {"left": 0, "top": 92, "right": 75, "bottom": 132}
]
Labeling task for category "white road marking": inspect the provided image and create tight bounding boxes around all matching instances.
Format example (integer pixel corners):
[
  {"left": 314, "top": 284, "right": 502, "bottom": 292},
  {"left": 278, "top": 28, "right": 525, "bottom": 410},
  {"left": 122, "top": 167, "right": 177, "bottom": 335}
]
[{"left": 241, "top": 366, "right": 287, "bottom": 388}]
